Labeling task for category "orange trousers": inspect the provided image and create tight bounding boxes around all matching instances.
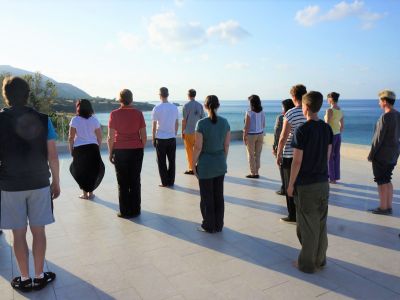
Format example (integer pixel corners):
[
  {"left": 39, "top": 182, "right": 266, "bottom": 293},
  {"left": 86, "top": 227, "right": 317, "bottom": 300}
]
[{"left": 183, "top": 133, "right": 195, "bottom": 171}]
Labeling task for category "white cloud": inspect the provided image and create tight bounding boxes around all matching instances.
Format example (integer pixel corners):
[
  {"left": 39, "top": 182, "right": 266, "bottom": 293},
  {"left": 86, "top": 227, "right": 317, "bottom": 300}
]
[
  {"left": 295, "top": 5, "right": 320, "bottom": 26},
  {"left": 295, "top": 0, "right": 385, "bottom": 29},
  {"left": 225, "top": 62, "right": 250, "bottom": 70},
  {"left": 147, "top": 12, "right": 207, "bottom": 51},
  {"left": 360, "top": 11, "right": 386, "bottom": 29},
  {"left": 207, "top": 20, "right": 250, "bottom": 44},
  {"left": 322, "top": 0, "right": 363, "bottom": 21},
  {"left": 117, "top": 32, "right": 143, "bottom": 51}
]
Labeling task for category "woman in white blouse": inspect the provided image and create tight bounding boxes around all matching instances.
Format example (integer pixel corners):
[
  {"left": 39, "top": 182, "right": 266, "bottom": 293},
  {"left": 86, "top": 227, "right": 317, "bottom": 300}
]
[
  {"left": 68, "top": 99, "right": 105, "bottom": 199},
  {"left": 243, "top": 95, "right": 265, "bottom": 178}
]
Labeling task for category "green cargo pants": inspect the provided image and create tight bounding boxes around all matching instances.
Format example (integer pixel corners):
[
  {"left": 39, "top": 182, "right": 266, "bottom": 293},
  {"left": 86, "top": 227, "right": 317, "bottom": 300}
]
[{"left": 295, "top": 181, "right": 329, "bottom": 273}]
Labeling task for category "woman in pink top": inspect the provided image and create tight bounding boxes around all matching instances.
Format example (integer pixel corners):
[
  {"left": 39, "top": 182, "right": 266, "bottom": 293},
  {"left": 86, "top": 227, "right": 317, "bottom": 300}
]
[{"left": 107, "top": 89, "right": 147, "bottom": 218}]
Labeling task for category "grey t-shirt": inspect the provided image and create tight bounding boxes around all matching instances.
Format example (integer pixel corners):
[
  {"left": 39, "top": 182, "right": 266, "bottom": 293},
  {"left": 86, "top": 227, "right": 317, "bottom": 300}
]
[
  {"left": 369, "top": 110, "right": 400, "bottom": 164},
  {"left": 182, "top": 100, "right": 204, "bottom": 134}
]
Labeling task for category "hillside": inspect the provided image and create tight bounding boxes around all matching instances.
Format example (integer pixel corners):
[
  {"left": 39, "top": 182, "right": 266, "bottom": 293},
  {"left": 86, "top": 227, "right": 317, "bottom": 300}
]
[
  {"left": 0, "top": 65, "right": 154, "bottom": 112},
  {"left": 0, "top": 65, "right": 91, "bottom": 99}
]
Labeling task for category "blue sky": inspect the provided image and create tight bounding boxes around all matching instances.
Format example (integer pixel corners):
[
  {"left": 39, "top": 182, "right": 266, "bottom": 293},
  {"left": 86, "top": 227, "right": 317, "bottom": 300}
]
[{"left": 0, "top": 0, "right": 399, "bottom": 101}]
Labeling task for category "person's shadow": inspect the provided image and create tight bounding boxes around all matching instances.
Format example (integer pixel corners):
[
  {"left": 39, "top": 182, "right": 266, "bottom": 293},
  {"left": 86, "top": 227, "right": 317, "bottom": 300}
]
[
  {"left": 93, "top": 197, "right": 400, "bottom": 299},
  {"left": 0, "top": 232, "right": 116, "bottom": 300}
]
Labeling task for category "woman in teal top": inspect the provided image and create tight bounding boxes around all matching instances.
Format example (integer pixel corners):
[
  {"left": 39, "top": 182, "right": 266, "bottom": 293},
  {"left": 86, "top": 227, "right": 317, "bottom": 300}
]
[{"left": 193, "top": 95, "right": 230, "bottom": 233}]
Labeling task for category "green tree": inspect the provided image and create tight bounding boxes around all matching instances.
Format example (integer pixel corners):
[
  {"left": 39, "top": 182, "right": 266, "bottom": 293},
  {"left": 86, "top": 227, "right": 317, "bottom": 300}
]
[{"left": 0, "top": 72, "right": 57, "bottom": 114}]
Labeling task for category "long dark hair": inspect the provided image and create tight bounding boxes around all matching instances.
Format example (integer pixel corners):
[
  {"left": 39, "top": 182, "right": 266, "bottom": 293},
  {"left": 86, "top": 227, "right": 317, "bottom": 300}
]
[
  {"left": 205, "top": 95, "right": 220, "bottom": 124},
  {"left": 282, "top": 98, "right": 295, "bottom": 113},
  {"left": 248, "top": 95, "right": 262, "bottom": 113},
  {"left": 76, "top": 99, "right": 94, "bottom": 119}
]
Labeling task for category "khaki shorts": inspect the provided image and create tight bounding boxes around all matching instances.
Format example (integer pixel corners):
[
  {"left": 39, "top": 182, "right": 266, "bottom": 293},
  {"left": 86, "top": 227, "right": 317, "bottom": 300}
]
[{"left": 0, "top": 186, "right": 55, "bottom": 229}]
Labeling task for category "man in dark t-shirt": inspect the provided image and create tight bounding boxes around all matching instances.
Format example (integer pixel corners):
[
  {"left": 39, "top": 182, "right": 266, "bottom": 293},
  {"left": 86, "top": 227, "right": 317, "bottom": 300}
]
[
  {"left": 367, "top": 90, "right": 400, "bottom": 215},
  {"left": 287, "top": 91, "right": 333, "bottom": 273}
]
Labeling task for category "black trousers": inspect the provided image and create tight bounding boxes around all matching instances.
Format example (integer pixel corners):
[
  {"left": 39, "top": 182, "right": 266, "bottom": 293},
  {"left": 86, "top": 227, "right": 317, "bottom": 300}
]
[
  {"left": 282, "top": 157, "right": 296, "bottom": 220},
  {"left": 70, "top": 144, "right": 105, "bottom": 193},
  {"left": 279, "top": 164, "right": 285, "bottom": 193},
  {"left": 155, "top": 138, "right": 176, "bottom": 186},
  {"left": 114, "top": 148, "right": 144, "bottom": 216},
  {"left": 198, "top": 175, "right": 225, "bottom": 232}
]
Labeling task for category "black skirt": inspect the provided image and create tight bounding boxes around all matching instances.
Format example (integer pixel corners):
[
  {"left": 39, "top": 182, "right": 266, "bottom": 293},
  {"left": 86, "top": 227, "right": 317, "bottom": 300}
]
[{"left": 70, "top": 144, "right": 105, "bottom": 192}]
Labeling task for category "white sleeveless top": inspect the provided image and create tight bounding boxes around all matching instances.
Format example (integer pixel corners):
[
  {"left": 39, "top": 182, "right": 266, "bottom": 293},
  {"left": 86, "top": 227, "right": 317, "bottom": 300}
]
[{"left": 246, "top": 110, "right": 265, "bottom": 134}]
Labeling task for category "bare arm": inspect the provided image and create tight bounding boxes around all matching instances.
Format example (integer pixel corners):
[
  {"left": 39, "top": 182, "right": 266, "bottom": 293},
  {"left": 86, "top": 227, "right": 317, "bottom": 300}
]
[
  {"left": 47, "top": 140, "right": 60, "bottom": 199},
  {"left": 325, "top": 108, "right": 333, "bottom": 124},
  {"left": 152, "top": 121, "right": 157, "bottom": 147},
  {"left": 139, "top": 127, "right": 147, "bottom": 147},
  {"left": 286, "top": 148, "right": 303, "bottom": 197},
  {"left": 175, "top": 119, "right": 179, "bottom": 136},
  {"left": 107, "top": 127, "right": 115, "bottom": 164},
  {"left": 276, "top": 119, "right": 291, "bottom": 165},
  {"left": 68, "top": 127, "right": 76, "bottom": 155},
  {"left": 95, "top": 127, "right": 102, "bottom": 148},
  {"left": 243, "top": 113, "right": 250, "bottom": 145},
  {"left": 192, "top": 132, "right": 203, "bottom": 177}
]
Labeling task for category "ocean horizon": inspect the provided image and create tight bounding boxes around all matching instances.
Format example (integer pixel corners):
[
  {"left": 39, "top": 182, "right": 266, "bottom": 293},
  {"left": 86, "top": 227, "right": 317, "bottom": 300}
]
[{"left": 96, "top": 99, "right": 399, "bottom": 146}]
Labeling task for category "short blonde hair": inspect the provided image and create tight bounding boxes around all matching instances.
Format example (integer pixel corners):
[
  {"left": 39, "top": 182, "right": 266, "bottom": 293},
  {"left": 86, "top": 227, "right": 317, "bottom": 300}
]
[{"left": 379, "top": 90, "right": 396, "bottom": 105}]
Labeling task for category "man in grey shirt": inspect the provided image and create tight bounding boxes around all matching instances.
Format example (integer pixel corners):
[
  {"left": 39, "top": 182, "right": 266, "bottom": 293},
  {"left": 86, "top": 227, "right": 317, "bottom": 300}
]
[
  {"left": 182, "top": 89, "right": 204, "bottom": 174},
  {"left": 368, "top": 90, "right": 400, "bottom": 215}
]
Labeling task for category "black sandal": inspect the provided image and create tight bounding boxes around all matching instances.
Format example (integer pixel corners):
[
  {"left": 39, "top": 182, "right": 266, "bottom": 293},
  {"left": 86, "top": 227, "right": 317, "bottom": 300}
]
[
  {"left": 33, "top": 272, "right": 56, "bottom": 291},
  {"left": 11, "top": 277, "right": 32, "bottom": 292}
]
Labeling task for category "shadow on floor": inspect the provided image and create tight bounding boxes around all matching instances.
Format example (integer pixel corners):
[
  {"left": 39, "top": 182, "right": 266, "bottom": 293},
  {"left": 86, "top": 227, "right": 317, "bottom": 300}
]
[
  {"left": 92, "top": 198, "right": 400, "bottom": 299},
  {"left": 224, "top": 175, "right": 281, "bottom": 190},
  {"left": 336, "top": 182, "right": 400, "bottom": 196},
  {"left": 171, "top": 186, "right": 400, "bottom": 250},
  {"left": 0, "top": 234, "right": 115, "bottom": 300}
]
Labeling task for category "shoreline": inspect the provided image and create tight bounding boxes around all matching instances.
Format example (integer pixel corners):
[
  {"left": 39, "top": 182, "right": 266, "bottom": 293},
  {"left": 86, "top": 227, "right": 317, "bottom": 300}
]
[{"left": 57, "top": 132, "right": 370, "bottom": 160}]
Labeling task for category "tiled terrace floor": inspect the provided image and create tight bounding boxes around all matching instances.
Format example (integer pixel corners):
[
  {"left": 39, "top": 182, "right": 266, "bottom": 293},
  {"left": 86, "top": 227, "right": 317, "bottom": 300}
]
[{"left": 0, "top": 141, "right": 399, "bottom": 299}]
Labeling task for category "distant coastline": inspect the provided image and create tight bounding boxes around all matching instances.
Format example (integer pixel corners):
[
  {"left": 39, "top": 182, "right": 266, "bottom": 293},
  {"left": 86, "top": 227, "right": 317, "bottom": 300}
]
[{"left": 52, "top": 97, "right": 155, "bottom": 113}]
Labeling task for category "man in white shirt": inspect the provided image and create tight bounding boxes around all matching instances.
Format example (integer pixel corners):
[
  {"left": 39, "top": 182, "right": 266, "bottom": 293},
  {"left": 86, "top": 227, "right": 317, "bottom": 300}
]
[{"left": 152, "top": 87, "right": 179, "bottom": 187}]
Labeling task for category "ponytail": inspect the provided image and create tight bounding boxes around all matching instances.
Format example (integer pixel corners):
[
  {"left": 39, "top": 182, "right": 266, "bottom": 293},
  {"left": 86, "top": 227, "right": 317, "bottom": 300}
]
[{"left": 205, "top": 95, "right": 220, "bottom": 124}]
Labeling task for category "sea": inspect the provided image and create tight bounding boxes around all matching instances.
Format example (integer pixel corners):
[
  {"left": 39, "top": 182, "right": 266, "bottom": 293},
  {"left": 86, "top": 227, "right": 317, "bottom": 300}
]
[{"left": 96, "top": 99, "right": 399, "bottom": 146}]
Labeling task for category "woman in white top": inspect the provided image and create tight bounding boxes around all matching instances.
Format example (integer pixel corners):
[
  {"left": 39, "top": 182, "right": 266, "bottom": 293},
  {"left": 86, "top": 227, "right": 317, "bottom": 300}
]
[
  {"left": 243, "top": 95, "right": 266, "bottom": 178},
  {"left": 68, "top": 99, "right": 105, "bottom": 199}
]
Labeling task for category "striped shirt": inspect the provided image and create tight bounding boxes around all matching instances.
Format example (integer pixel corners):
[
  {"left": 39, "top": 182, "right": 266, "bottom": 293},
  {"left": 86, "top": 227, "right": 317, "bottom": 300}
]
[{"left": 283, "top": 106, "right": 306, "bottom": 158}]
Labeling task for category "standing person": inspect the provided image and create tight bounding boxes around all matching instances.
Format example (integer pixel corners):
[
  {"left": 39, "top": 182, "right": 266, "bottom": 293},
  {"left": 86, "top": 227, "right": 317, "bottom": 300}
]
[
  {"left": 108, "top": 89, "right": 146, "bottom": 218},
  {"left": 152, "top": 87, "right": 179, "bottom": 187},
  {"left": 324, "top": 92, "right": 344, "bottom": 184},
  {"left": 193, "top": 95, "right": 230, "bottom": 233},
  {"left": 243, "top": 95, "right": 265, "bottom": 178},
  {"left": 69, "top": 99, "right": 105, "bottom": 200},
  {"left": 276, "top": 84, "right": 307, "bottom": 223},
  {"left": 273, "top": 99, "right": 295, "bottom": 195},
  {"left": 368, "top": 90, "right": 400, "bottom": 215},
  {"left": 0, "top": 77, "right": 60, "bottom": 291},
  {"left": 287, "top": 91, "right": 333, "bottom": 273},
  {"left": 182, "top": 89, "right": 204, "bottom": 175}
]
